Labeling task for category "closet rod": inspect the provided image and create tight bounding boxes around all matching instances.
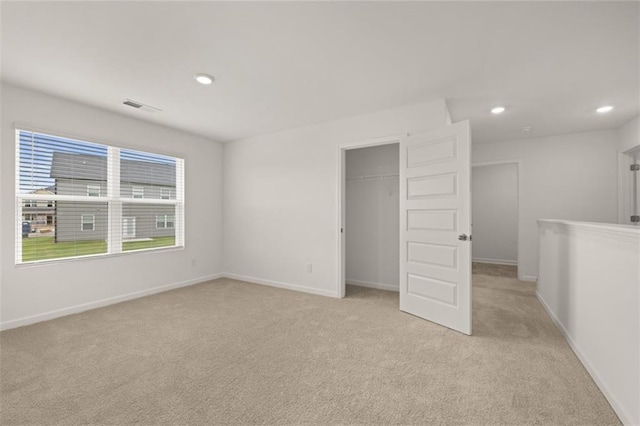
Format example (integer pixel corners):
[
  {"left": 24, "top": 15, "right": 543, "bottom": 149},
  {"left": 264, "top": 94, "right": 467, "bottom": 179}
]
[{"left": 346, "top": 173, "right": 399, "bottom": 181}]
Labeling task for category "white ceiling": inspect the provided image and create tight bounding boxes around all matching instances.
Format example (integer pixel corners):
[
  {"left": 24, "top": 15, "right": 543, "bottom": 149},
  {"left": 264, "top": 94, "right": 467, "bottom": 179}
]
[{"left": 1, "top": 1, "right": 638, "bottom": 143}]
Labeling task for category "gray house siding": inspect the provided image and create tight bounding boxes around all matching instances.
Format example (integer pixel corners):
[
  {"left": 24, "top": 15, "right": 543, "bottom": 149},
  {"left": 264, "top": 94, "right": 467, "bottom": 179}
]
[
  {"left": 56, "top": 201, "right": 108, "bottom": 242},
  {"left": 123, "top": 204, "right": 176, "bottom": 239},
  {"left": 51, "top": 152, "right": 177, "bottom": 243},
  {"left": 120, "top": 183, "right": 176, "bottom": 200}
]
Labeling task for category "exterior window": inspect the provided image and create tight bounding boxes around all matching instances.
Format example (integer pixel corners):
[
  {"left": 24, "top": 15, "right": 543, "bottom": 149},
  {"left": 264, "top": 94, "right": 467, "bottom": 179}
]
[
  {"left": 15, "top": 129, "right": 185, "bottom": 264},
  {"left": 132, "top": 187, "right": 144, "bottom": 199},
  {"left": 156, "top": 214, "right": 175, "bottom": 229},
  {"left": 87, "top": 185, "right": 101, "bottom": 197},
  {"left": 81, "top": 214, "right": 95, "bottom": 231}
]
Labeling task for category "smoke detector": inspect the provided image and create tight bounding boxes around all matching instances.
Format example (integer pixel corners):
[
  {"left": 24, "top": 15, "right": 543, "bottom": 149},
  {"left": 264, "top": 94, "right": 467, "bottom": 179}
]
[
  {"left": 520, "top": 126, "right": 533, "bottom": 134},
  {"left": 121, "top": 99, "right": 162, "bottom": 113}
]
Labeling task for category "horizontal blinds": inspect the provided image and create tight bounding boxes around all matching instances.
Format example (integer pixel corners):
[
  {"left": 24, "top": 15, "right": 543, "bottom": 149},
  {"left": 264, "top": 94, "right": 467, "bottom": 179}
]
[
  {"left": 18, "top": 131, "right": 108, "bottom": 196},
  {"left": 16, "top": 130, "right": 184, "bottom": 264}
]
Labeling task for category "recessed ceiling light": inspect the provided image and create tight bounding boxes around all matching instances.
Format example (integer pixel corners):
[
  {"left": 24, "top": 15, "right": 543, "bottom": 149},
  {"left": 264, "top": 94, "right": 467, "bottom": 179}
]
[
  {"left": 596, "top": 105, "right": 613, "bottom": 113},
  {"left": 491, "top": 106, "right": 505, "bottom": 114},
  {"left": 520, "top": 126, "right": 533, "bottom": 134},
  {"left": 194, "top": 73, "right": 214, "bottom": 85}
]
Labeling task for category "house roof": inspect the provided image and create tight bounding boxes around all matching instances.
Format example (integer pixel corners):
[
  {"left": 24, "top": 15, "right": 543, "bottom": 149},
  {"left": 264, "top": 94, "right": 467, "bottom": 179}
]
[{"left": 50, "top": 152, "right": 176, "bottom": 186}]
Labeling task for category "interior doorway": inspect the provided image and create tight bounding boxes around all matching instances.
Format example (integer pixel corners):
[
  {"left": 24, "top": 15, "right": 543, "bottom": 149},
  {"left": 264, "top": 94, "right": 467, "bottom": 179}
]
[
  {"left": 337, "top": 134, "right": 405, "bottom": 299},
  {"left": 471, "top": 161, "right": 521, "bottom": 278},
  {"left": 344, "top": 143, "right": 400, "bottom": 293}
]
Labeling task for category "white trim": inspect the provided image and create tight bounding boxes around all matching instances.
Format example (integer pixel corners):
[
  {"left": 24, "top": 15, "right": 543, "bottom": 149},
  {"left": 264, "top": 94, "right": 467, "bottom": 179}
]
[
  {"left": 346, "top": 279, "right": 399, "bottom": 292},
  {"left": 0, "top": 273, "right": 223, "bottom": 331},
  {"left": 536, "top": 292, "right": 632, "bottom": 426},
  {"left": 472, "top": 258, "right": 517, "bottom": 266},
  {"left": 336, "top": 133, "right": 408, "bottom": 299},
  {"left": 15, "top": 130, "right": 23, "bottom": 264},
  {"left": 472, "top": 160, "right": 524, "bottom": 281},
  {"left": 520, "top": 275, "right": 537, "bottom": 282},
  {"left": 16, "top": 193, "right": 180, "bottom": 205},
  {"left": 225, "top": 272, "right": 339, "bottom": 298}
]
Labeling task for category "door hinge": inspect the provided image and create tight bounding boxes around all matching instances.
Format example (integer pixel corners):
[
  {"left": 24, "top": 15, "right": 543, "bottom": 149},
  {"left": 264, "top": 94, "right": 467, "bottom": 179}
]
[
  {"left": 631, "top": 216, "right": 640, "bottom": 223},
  {"left": 340, "top": 228, "right": 344, "bottom": 233},
  {"left": 631, "top": 164, "right": 640, "bottom": 171}
]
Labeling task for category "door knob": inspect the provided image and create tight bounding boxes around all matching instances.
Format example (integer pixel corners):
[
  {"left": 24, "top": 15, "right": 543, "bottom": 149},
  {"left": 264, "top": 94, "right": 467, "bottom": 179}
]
[{"left": 458, "top": 234, "right": 469, "bottom": 241}]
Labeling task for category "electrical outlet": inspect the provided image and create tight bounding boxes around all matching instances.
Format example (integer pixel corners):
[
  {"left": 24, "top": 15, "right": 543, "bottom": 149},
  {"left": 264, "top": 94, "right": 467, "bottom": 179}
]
[
  {"left": 191, "top": 258, "right": 196, "bottom": 267},
  {"left": 307, "top": 264, "right": 313, "bottom": 273}
]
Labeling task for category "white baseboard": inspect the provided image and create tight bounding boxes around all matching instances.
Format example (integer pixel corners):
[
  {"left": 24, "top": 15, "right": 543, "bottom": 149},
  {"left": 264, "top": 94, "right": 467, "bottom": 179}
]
[
  {"left": 223, "top": 273, "right": 339, "bottom": 298},
  {"left": 520, "top": 274, "right": 537, "bottom": 282},
  {"left": 346, "top": 279, "right": 399, "bottom": 292},
  {"left": 536, "top": 292, "right": 632, "bottom": 425},
  {"left": 472, "top": 257, "right": 518, "bottom": 266},
  {"left": 1, "top": 273, "right": 223, "bottom": 331}
]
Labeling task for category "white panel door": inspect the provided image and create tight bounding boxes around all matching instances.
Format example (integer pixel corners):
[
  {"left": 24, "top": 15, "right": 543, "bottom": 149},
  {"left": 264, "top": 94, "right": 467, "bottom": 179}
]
[{"left": 399, "top": 120, "right": 472, "bottom": 335}]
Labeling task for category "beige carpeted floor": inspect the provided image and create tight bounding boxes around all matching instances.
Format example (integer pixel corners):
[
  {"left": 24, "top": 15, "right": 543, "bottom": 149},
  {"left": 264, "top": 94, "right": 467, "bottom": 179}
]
[{"left": 1, "top": 267, "right": 620, "bottom": 425}]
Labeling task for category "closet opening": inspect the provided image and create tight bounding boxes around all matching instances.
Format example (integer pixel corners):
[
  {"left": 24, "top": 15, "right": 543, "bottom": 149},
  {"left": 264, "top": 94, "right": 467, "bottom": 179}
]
[
  {"left": 337, "top": 136, "right": 403, "bottom": 298},
  {"left": 471, "top": 161, "right": 521, "bottom": 280}
]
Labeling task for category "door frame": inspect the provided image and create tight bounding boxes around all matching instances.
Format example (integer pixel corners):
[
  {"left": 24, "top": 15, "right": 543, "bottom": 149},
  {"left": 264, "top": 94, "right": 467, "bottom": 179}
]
[
  {"left": 471, "top": 160, "right": 524, "bottom": 281},
  {"left": 122, "top": 216, "right": 136, "bottom": 240},
  {"left": 336, "top": 133, "right": 408, "bottom": 298}
]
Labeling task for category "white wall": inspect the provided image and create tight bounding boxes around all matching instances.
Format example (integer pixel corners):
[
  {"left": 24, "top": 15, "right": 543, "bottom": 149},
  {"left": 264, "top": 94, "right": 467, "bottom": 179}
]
[
  {"left": 473, "top": 130, "right": 619, "bottom": 281},
  {"left": 471, "top": 163, "right": 518, "bottom": 265},
  {"left": 345, "top": 144, "right": 399, "bottom": 291},
  {"left": 223, "top": 100, "right": 449, "bottom": 297},
  {"left": 537, "top": 220, "right": 640, "bottom": 425},
  {"left": 0, "top": 83, "right": 224, "bottom": 329}
]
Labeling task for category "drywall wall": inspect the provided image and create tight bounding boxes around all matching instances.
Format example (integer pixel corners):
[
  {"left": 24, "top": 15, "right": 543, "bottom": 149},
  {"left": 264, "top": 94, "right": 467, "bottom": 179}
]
[
  {"left": 471, "top": 163, "right": 518, "bottom": 265},
  {"left": 223, "top": 100, "right": 449, "bottom": 296},
  {"left": 473, "top": 130, "right": 618, "bottom": 281},
  {"left": 345, "top": 144, "right": 399, "bottom": 291},
  {"left": 0, "top": 83, "right": 224, "bottom": 329},
  {"left": 537, "top": 220, "right": 640, "bottom": 425}
]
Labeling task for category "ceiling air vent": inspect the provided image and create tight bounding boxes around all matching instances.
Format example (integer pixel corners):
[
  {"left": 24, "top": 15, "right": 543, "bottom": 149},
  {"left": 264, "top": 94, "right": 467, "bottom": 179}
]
[{"left": 121, "top": 98, "right": 162, "bottom": 113}]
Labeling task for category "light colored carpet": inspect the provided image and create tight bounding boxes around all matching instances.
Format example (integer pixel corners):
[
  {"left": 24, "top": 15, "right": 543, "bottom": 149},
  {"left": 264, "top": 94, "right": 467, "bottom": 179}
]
[{"left": 1, "top": 270, "right": 620, "bottom": 425}]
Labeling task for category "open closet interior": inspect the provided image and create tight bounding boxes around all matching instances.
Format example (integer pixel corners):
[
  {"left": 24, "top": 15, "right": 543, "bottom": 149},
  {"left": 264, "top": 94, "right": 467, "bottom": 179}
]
[{"left": 345, "top": 143, "right": 400, "bottom": 292}]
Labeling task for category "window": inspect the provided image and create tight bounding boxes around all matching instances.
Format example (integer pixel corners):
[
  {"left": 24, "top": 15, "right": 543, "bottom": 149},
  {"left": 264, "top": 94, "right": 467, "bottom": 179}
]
[
  {"left": 87, "top": 185, "right": 101, "bottom": 197},
  {"left": 132, "top": 187, "right": 144, "bottom": 199},
  {"left": 16, "top": 129, "right": 184, "bottom": 264},
  {"left": 81, "top": 214, "right": 95, "bottom": 231},
  {"left": 156, "top": 214, "right": 175, "bottom": 229}
]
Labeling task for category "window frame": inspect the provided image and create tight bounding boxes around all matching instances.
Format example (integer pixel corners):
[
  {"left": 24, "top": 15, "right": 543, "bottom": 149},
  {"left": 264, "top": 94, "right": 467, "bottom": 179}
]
[
  {"left": 132, "top": 186, "right": 144, "bottom": 199},
  {"left": 87, "top": 184, "right": 101, "bottom": 197},
  {"left": 155, "top": 214, "right": 175, "bottom": 229},
  {"left": 160, "top": 187, "right": 171, "bottom": 200},
  {"left": 15, "top": 128, "right": 185, "bottom": 265},
  {"left": 81, "top": 214, "right": 95, "bottom": 231}
]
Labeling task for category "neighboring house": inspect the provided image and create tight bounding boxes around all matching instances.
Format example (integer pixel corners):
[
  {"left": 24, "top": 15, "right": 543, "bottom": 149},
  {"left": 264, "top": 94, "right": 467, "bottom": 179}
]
[
  {"left": 50, "top": 152, "right": 176, "bottom": 242},
  {"left": 22, "top": 187, "right": 56, "bottom": 231}
]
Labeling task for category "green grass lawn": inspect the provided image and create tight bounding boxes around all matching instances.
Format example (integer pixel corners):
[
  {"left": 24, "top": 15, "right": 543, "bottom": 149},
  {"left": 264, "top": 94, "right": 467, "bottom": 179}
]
[{"left": 22, "top": 236, "right": 176, "bottom": 262}]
